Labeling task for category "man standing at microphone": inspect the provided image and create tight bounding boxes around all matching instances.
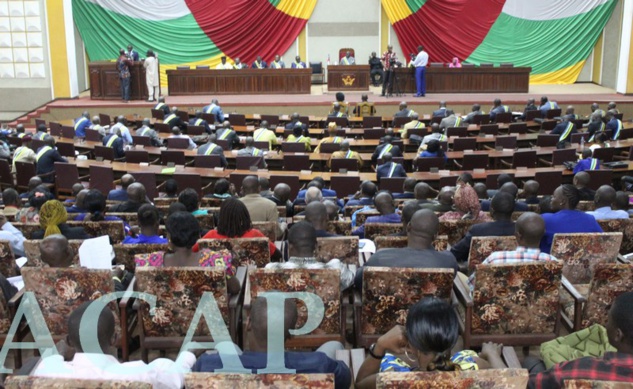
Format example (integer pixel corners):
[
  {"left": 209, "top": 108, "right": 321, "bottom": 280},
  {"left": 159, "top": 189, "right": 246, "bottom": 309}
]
[{"left": 413, "top": 45, "right": 428, "bottom": 97}]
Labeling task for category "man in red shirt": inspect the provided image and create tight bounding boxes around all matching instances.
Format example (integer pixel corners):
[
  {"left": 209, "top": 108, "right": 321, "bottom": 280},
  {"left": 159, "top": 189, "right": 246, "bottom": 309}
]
[{"left": 528, "top": 291, "right": 633, "bottom": 388}]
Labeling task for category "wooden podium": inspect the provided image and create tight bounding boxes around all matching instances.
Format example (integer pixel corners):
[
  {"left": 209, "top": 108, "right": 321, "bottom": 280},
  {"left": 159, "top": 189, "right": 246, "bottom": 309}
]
[
  {"left": 88, "top": 61, "right": 152, "bottom": 100},
  {"left": 327, "top": 65, "right": 370, "bottom": 91}
]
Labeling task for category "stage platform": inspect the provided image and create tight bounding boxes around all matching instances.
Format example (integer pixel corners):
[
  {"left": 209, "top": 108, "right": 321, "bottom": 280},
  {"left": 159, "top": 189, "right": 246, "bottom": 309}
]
[{"left": 12, "top": 83, "right": 633, "bottom": 127}]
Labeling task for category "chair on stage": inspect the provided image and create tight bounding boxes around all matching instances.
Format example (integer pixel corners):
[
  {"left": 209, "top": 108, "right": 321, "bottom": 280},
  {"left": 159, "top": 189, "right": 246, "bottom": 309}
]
[
  {"left": 338, "top": 48, "right": 355, "bottom": 61},
  {"left": 310, "top": 62, "right": 324, "bottom": 84}
]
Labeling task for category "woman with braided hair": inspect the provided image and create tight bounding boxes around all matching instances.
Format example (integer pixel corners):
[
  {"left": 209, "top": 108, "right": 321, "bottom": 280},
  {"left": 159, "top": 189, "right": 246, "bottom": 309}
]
[
  {"left": 355, "top": 298, "right": 507, "bottom": 388},
  {"left": 31, "top": 199, "right": 91, "bottom": 240},
  {"left": 191, "top": 197, "right": 280, "bottom": 259}
]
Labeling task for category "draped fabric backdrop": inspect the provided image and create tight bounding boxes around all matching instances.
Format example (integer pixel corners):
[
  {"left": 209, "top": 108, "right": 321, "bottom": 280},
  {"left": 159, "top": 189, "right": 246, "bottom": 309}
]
[
  {"left": 72, "top": 0, "right": 317, "bottom": 86},
  {"left": 381, "top": 0, "right": 616, "bottom": 84}
]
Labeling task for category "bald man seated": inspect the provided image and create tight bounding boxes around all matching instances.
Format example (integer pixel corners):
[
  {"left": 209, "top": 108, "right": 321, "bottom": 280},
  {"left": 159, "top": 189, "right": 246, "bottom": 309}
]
[
  {"left": 354, "top": 209, "right": 458, "bottom": 289},
  {"left": 466, "top": 212, "right": 558, "bottom": 291},
  {"left": 586, "top": 185, "right": 630, "bottom": 220},
  {"left": 574, "top": 171, "right": 596, "bottom": 201},
  {"left": 107, "top": 174, "right": 135, "bottom": 202},
  {"left": 519, "top": 180, "right": 540, "bottom": 205},
  {"left": 304, "top": 202, "right": 338, "bottom": 237},
  {"left": 352, "top": 192, "right": 401, "bottom": 239},
  {"left": 264, "top": 183, "right": 294, "bottom": 217},
  {"left": 109, "top": 182, "right": 147, "bottom": 213}
]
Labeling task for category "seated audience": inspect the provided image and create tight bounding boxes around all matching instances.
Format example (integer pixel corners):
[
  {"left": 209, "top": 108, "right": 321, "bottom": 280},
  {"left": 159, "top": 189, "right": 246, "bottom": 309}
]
[
  {"left": 519, "top": 180, "right": 540, "bottom": 205},
  {"left": 109, "top": 183, "right": 147, "bottom": 213},
  {"left": 179, "top": 188, "right": 207, "bottom": 216},
  {"left": 574, "top": 171, "right": 596, "bottom": 201},
  {"left": 372, "top": 136, "right": 402, "bottom": 166},
  {"left": 108, "top": 174, "right": 135, "bottom": 201},
  {"left": 169, "top": 126, "right": 196, "bottom": 150},
  {"left": 324, "top": 200, "right": 341, "bottom": 221},
  {"left": 314, "top": 122, "right": 343, "bottom": 153},
  {"left": 32, "top": 200, "right": 91, "bottom": 240},
  {"left": 237, "top": 137, "right": 267, "bottom": 168},
  {"left": 615, "top": 191, "right": 633, "bottom": 216},
  {"left": 266, "top": 221, "right": 353, "bottom": 290},
  {"left": 18, "top": 176, "right": 43, "bottom": 199},
  {"left": 239, "top": 176, "right": 284, "bottom": 238},
  {"left": 63, "top": 183, "right": 84, "bottom": 204},
  {"left": 439, "top": 184, "right": 490, "bottom": 222},
  {"left": 390, "top": 201, "right": 423, "bottom": 237},
  {"left": 451, "top": 192, "right": 516, "bottom": 264},
  {"left": 65, "top": 189, "right": 89, "bottom": 213},
  {"left": 193, "top": 295, "right": 351, "bottom": 389},
  {"left": 328, "top": 141, "right": 363, "bottom": 170},
  {"left": 168, "top": 202, "right": 187, "bottom": 216},
  {"left": 355, "top": 298, "right": 506, "bottom": 388},
  {"left": 193, "top": 197, "right": 278, "bottom": 258},
  {"left": 197, "top": 134, "right": 228, "bottom": 167},
  {"left": 413, "top": 182, "right": 434, "bottom": 205},
  {"left": 304, "top": 202, "right": 338, "bottom": 237},
  {"left": 393, "top": 178, "right": 417, "bottom": 199},
  {"left": 205, "top": 178, "right": 233, "bottom": 200},
  {"left": 417, "top": 139, "right": 446, "bottom": 161},
  {"left": 135, "top": 211, "right": 239, "bottom": 294},
  {"left": 354, "top": 209, "right": 458, "bottom": 289},
  {"left": 0, "top": 214, "right": 25, "bottom": 257},
  {"left": 74, "top": 189, "right": 126, "bottom": 223},
  {"left": 352, "top": 192, "right": 401, "bottom": 239},
  {"left": 161, "top": 179, "right": 179, "bottom": 199},
  {"left": 473, "top": 183, "right": 488, "bottom": 200},
  {"left": 36, "top": 135, "right": 67, "bottom": 183},
  {"left": 345, "top": 181, "right": 377, "bottom": 209},
  {"left": 467, "top": 212, "right": 557, "bottom": 290},
  {"left": 481, "top": 182, "right": 528, "bottom": 212},
  {"left": 16, "top": 186, "right": 54, "bottom": 223},
  {"left": 2, "top": 188, "right": 21, "bottom": 218},
  {"left": 32, "top": 302, "right": 195, "bottom": 387},
  {"left": 294, "top": 178, "right": 339, "bottom": 207},
  {"left": 265, "top": 183, "right": 293, "bottom": 217},
  {"left": 540, "top": 184, "right": 603, "bottom": 253},
  {"left": 420, "top": 186, "right": 454, "bottom": 212},
  {"left": 487, "top": 173, "right": 513, "bottom": 198},
  {"left": 103, "top": 128, "right": 125, "bottom": 159},
  {"left": 286, "top": 123, "right": 311, "bottom": 152},
  {"left": 586, "top": 185, "right": 629, "bottom": 220},
  {"left": 259, "top": 177, "right": 273, "bottom": 198},
  {"left": 122, "top": 204, "right": 167, "bottom": 244}
]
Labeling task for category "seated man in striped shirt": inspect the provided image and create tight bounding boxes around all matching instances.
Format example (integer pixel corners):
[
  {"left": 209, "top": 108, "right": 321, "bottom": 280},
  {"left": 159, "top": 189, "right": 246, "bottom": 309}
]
[{"left": 467, "top": 212, "right": 557, "bottom": 291}]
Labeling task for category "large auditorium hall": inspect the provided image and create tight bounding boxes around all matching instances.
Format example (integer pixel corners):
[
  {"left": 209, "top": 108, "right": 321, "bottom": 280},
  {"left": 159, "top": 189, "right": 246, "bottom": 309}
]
[{"left": 0, "top": 0, "right": 632, "bottom": 388}]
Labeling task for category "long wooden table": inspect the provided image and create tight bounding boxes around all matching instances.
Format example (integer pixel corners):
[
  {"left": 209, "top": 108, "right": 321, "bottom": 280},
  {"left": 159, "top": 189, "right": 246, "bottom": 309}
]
[
  {"left": 327, "top": 65, "right": 370, "bottom": 91},
  {"left": 391, "top": 66, "right": 531, "bottom": 93},
  {"left": 166, "top": 68, "right": 312, "bottom": 95},
  {"left": 89, "top": 61, "right": 150, "bottom": 100}
]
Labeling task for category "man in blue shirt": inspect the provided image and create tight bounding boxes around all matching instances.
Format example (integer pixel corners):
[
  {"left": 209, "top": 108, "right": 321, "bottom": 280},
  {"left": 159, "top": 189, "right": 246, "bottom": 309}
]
[
  {"left": 605, "top": 110, "right": 623, "bottom": 140},
  {"left": 188, "top": 110, "right": 213, "bottom": 134},
  {"left": 539, "top": 96, "right": 559, "bottom": 117},
  {"left": 489, "top": 98, "right": 510, "bottom": 122},
  {"left": 352, "top": 192, "right": 401, "bottom": 239},
  {"left": 107, "top": 173, "right": 135, "bottom": 201},
  {"left": 193, "top": 296, "right": 351, "bottom": 389},
  {"left": 573, "top": 149, "right": 600, "bottom": 174},
  {"left": 122, "top": 204, "right": 167, "bottom": 244},
  {"left": 74, "top": 111, "right": 92, "bottom": 138},
  {"left": 202, "top": 99, "right": 225, "bottom": 124},
  {"left": 344, "top": 180, "right": 377, "bottom": 210}
]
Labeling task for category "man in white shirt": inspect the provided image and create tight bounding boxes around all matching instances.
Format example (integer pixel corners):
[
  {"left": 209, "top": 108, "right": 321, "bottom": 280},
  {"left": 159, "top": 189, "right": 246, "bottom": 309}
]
[
  {"left": 413, "top": 45, "right": 429, "bottom": 97},
  {"left": 0, "top": 215, "right": 25, "bottom": 257},
  {"left": 33, "top": 302, "right": 196, "bottom": 389},
  {"left": 110, "top": 116, "right": 133, "bottom": 145},
  {"left": 586, "top": 185, "right": 630, "bottom": 220},
  {"left": 169, "top": 127, "right": 197, "bottom": 150},
  {"left": 142, "top": 50, "right": 159, "bottom": 102}
]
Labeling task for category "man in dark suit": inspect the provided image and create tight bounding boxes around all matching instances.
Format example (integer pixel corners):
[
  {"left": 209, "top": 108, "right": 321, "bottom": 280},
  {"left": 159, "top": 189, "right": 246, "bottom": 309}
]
[
  {"left": 550, "top": 115, "right": 577, "bottom": 145},
  {"left": 251, "top": 56, "right": 268, "bottom": 69},
  {"left": 216, "top": 121, "right": 240, "bottom": 150},
  {"left": 103, "top": 129, "right": 125, "bottom": 160},
  {"left": 481, "top": 182, "right": 528, "bottom": 212},
  {"left": 125, "top": 44, "right": 139, "bottom": 61},
  {"left": 163, "top": 107, "right": 186, "bottom": 131},
  {"left": 188, "top": 110, "right": 213, "bottom": 134},
  {"left": 153, "top": 96, "right": 170, "bottom": 115},
  {"left": 432, "top": 101, "right": 448, "bottom": 118},
  {"left": 519, "top": 98, "right": 538, "bottom": 121},
  {"left": 391, "top": 102, "right": 413, "bottom": 126},
  {"left": 393, "top": 178, "right": 417, "bottom": 199},
  {"left": 36, "top": 135, "right": 67, "bottom": 183},
  {"left": 371, "top": 135, "right": 402, "bottom": 166},
  {"left": 109, "top": 183, "right": 147, "bottom": 213},
  {"left": 450, "top": 192, "right": 516, "bottom": 264},
  {"left": 376, "top": 153, "right": 407, "bottom": 184},
  {"left": 197, "top": 134, "right": 227, "bottom": 167}
]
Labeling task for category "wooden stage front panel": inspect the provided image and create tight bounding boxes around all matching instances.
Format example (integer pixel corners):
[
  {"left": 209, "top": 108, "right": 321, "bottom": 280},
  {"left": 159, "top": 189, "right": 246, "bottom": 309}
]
[
  {"left": 391, "top": 66, "right": 531, "bottom": 94},
  {"left": 166, "top": 68, "right": 312, "bottom": 95},
  {"left": 327, "top": 65, "right": 371, "bottom": 91},
  {"left": 89, "top": 61, "right": 149, "bottom": 100}
]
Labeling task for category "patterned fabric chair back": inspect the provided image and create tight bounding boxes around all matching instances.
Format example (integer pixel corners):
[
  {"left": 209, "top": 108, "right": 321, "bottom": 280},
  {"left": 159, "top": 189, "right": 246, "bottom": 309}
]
[
  {"left": 23, "top": 239, "right": 83, "bottom": 267},
  {"left": 576, "top": 201, "right": 597, "bottom": 212},
  {"left": 0, "top": 239, "right": 17, "bottom": 277},
  {"left": 249, "top": 268, "right": 341, "bottom": 337},
  {"left": 374, "top": 236, "right": 448, "bottom": 251},
  {"left": 364, "top": 223, "right": 404, "bottom": 241},
  {"left": 252, "top": 221, "right": 278, "bottom": 242},
  {"left": 376, "top": 369, "right": 528, "bottom": 389},
  {"left": 344, "top": 205, "right": 368, "bottom": 218},
  {"left": 135, "top": 267, "right": 228, "bottom": 337},
  {"left": 70, "top": 221, "right": 126, "bottom": 243},
  {"left": 597, "top": 219, "right": 633, "bottom": 255},
  {"left": 564, "top": 379, "right": 633, "bottom": 389},
  {"left": 153, "top": 197, "right": 177, "bottom": 206},
  {"left": 184, "top": 373, "right": 334, "bottom": 389},
  {"left": 581, "top": 263, "right": 633, "bottom": 329},
  {"left": 315, "top": 236, "right": 359, "bottom": 265},
  {"left": 467, "top": 236, "right": 518, "bottom": 274},
  {"left": 195, "top": 212, "right": 216, "bottom": 231},
  {"left": 361, "top": 267, "right": 453, "bottom": 336},
  {"left": 356, "top": 210, "right": 380, "bottom": 227},
  {"left": 113, "top": 243, "right": 170, "bottom": 272},
  {"left": 200, "top": 197, "right": 224, "bottom": 208},
  {"left": 550, "top": 233, "right": 623, "bottom": 284},
  {"left": 327, "top": 220, "right": 351, "bottom": 236},
  {"left": 472, "top": 262, "right": 563, "bottom": 335},
  {"left": 5, "top": 376, "right": 152, "bottom": 388},
  {"left": 0, "top": 285, "right": 11, "bottom": 336},
  {"left": 197, "top": 238, "right": 270, "bottom": 267},
  {"left": 21, "top": 267, "right": 119, "bottom": 337},
  {"left": 11, "top": 223, "right": 40, "bottom": 239},
  {"left": 107, "top": 213, "right": 138, "bottom": 225},
  {"left": 438, "top": 219, "right": 484, "bottom": 246}
]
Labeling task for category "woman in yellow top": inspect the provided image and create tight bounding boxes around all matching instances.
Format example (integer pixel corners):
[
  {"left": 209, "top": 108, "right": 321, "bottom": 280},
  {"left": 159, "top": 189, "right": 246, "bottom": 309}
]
[{"left": 286, "top": 124, "right": 311, "bottom": 152}]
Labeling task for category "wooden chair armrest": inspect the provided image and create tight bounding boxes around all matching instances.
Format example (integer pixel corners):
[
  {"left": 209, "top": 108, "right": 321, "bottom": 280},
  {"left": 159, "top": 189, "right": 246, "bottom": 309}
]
[
  {"left": 613, "top": 155, "right": 628, "bottom": 161},
  {"left": 482, "top": 145, "right": 494, "bottom": 151},
  {"left": 617, "top": 254, "right": 630, "bottom": 264},
  {"left": 538, "top": 158, "right": 553, "bottom": 167},
  {"left": 37, "top": 171, "right": 56, "bottom": 178},
  {"left": 453, "top": 275, "right": 473, "bottom": 307},
  {"left": 201, "top": 182, "right": 214, "bottom": 196},
  {"left": 8, "top": 288, "right": 24, "bottom": 314},
  {"left": 156, "top": 181, "right": 166, "bottom": 191},
  {"left": 113, "top": 179, "right": 122, "bottom": 186},
  {"left": 78, "top": 150, "right": 92, "bottom": 156},
  {"left": 118, "top": 277, "right": 137, "bottom": 309},
  {"left": 502, "top": 347, "right": 522, "bottom": 368},
  {"left": 114, "top": 157, "right": 126, "bottom": 162},
  {"left": 561, "top": 276, "right": 586, "bottom": 303}
]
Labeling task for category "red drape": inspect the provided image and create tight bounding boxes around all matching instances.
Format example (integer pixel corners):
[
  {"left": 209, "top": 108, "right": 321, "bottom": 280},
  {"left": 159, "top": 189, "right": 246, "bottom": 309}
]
[{"left": 185, "top": 0, "right": 307, "bottom": 64}]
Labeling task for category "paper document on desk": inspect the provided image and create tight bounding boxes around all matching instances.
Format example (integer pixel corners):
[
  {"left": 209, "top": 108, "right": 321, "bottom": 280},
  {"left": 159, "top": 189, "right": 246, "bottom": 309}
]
[{"left": 79, "top": 236, "right": 114, "bottom": 269}]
